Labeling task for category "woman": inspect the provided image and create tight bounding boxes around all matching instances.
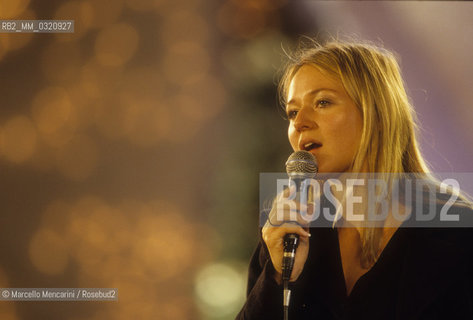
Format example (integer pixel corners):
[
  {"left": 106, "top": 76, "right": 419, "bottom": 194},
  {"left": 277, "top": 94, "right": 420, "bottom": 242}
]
[{"left": 236, "top": 40, "right": 473, "bottom": 319}]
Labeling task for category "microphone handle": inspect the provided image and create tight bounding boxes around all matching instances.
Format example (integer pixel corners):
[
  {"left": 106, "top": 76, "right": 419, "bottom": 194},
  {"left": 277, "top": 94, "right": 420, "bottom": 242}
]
[{"left": 282, "top": 233, "right": 299, "bottom": 281}]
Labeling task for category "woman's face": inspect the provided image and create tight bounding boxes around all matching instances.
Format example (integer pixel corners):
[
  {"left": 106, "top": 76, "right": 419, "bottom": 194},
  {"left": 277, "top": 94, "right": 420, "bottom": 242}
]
[{"left": 286, "top": 64, "right": 363, "bottom": 173}]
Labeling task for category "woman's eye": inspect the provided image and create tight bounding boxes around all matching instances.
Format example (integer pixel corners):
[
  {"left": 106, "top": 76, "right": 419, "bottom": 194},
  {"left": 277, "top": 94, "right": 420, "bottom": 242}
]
[
  {"left": 286, "top": 110, "right": 298, "bottom": 120},
  {"left": 317, "top": 99, "right": 331, "bottom": 107}
]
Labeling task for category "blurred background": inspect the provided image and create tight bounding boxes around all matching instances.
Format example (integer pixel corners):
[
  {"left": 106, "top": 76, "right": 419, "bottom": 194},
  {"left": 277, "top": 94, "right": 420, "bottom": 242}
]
[{"left": 0, "top": 0, "right": 471, "bottom": 319}]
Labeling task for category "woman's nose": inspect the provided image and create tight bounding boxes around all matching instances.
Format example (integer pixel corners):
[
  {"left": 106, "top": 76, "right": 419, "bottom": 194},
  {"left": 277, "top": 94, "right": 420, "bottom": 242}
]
[{"left": 294, "top": 106, "right": 317, "bottom": 132}]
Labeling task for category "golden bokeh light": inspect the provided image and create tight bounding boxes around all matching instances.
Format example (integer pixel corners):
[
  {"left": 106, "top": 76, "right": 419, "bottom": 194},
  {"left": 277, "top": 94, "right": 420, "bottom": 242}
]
[
  {"left": 130, "top": 203, "right": 196, "bottom": 281},
  {"left": 26, "top": 141, "right": 56, "bottom": 171},
  {"left": 65, "top": 84, "right": 98, "bottom": 129},
  {"left": 124, "top": 0, "right": 163, "bottom": 11},
  {"left": 94, "top": 23, "right": 139, "bottom": 67},
  {"left": 94, "top": 87, "right": 170, "bottom": 147},
  {"left": 118, "top": 95, "right": 168, "bottom": 147},
  {"left": 79, "top": 63, "right": 104, "bottom": 100},
  {"left": 0, "top": 10, "right": 35, "bottom": 52},
  {"left": 92, "top": 97, "right": 132, "bottom": 141},
  {"left": 217, "top": 1, "right": 267, "bottom": 39},
  {"left": 91, "top": 65, "right": 168, "bottom": 146},
  {"left": 160, "top": 10, "right": 210, "bottom": 46},
  {"left": 0, "top": 115, "right": 37, "bottom": 163},
  {"left": 161, "top": 41, "right": 210, "bottom": 85},
  {"left": 78, "top": 60, "right": 124, "bottom": 121},
  {"left": 30, "top": 196, "right": 207, "bottom": 318},
  {"left": 3, "top": 33, "right": 33, "bottom": 53},
  {"left": 54, "top": 135, "right": 99, "bottom": 181},
  {"left": 122, "top": 66, "right": 163, "bottom": 99},
  {"left": 32, "top": 86, "right": 73, "bottom": 134},
  {"left": 67, "top": 203, "right": 118, "bottom": 271},
  {"left": 83, "top": 0, "right": 124, "bottom": 29},
  {"left": 31, "top": 86, "right": 77, "bottom": 147},
  {"left": 0, "top": 0, "right": 30, "bottom": 19},
  {"left": 157, "top": 0, "right": 203, "bottom": 11},
  {"left": 163, "top": 74, "right": 226, "bottom": 143},
  {"left": 178, "top": 74, "right": 226, "bottom": 122},
  {"left": 66, "top": 196, "right": 116, "bottom": 242},
  {"left": 57, "top": 197, "right": 128, "bottom": 280},
  {"left": 132, "top": 229, "right": 192, "bottom": 280},
  {"left": 160, "top": 297, "right": 196, "bottom": 320},
  {"left": 41, "top": 41, "right": 82, "bottom": 83},
  {"left": 54, "top": 0, "right": 94, "bottom": 41},
  {"left": 0, "top": 267, "right": 9, "bottom": 286},
  {"left": 151, "top": 102, "right": 173, "bottom": 142},
  {"left": 0, "top": 1, "right": 230, "bottom": 318},
  {"left": 0, "top": 267, "right": 20, "bottom": 320},
  {"left": 231, "top": 0, "right": 287, "bottom": 11},
  {"left": 94, "top": 296, "right": 195, "bottom": 320},
  {"left": 88, "top": 296, "right": 169, "bottom": 320},
  {"left": 28, "top": 228, "right": 69, "bottom": 275},
  {"left": 41, "top": 200, "right": 72, "bottom": 232},
  {"left": 164, "top": 94, "right": 203, "bottom": 142},
  {"left": 187, "top": 223, "right": 223, "bottom": 263},
  {"left": 94, "top": 101, "right": 130, "bottom": 141},
  {"left": 0, "top": 308, "right": 20, "bottom": 320},
  {"left": 0, "top": 34, "right": 10, "bottom": 61}
]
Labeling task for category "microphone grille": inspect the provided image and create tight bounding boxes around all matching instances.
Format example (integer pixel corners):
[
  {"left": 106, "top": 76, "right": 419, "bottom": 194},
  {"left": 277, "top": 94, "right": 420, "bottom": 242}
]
[{"left": 285, "top": 150, "right": 318, "bottom": 177}]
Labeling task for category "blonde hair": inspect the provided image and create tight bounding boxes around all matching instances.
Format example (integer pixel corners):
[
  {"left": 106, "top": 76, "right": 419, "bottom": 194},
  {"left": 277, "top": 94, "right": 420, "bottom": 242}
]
[{"left": 279, "top": 39, "right": 431, "bottom": 265}]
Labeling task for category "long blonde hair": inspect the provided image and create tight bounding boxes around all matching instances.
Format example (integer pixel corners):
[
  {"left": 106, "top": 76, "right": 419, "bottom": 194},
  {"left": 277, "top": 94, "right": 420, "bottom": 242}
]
[{"left": 279, "top": 39, "right": 431, "bottom": 265}]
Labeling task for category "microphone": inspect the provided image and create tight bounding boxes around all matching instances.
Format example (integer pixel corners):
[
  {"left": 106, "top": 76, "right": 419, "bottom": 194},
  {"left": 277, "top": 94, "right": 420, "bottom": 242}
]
[{"left": 282, "top": 150, "right": 318, "bottom": 317}]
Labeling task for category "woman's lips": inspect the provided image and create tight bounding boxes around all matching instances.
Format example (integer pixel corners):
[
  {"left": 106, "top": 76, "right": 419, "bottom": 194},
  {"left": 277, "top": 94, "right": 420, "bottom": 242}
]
[{"left": 302, "top": 142, "right": 322, "bottom": 151}]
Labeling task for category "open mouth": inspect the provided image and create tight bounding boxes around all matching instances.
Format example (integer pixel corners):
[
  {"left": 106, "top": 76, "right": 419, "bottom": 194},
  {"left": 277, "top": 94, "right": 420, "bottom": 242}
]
[{"left": 303, "top": 142, "right": 322, "bottom": 151}]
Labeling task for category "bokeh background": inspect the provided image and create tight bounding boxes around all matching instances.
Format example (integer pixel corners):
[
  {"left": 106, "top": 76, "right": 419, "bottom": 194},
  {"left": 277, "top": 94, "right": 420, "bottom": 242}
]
[{"left": 0, "top": 1, "right": 472, "bottom": 319}]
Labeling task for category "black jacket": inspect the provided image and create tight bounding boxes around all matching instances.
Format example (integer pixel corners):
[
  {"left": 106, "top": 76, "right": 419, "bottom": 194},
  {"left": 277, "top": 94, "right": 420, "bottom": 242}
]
[{"left": 237, "top": 211, "right": 473, "bottom": 319}]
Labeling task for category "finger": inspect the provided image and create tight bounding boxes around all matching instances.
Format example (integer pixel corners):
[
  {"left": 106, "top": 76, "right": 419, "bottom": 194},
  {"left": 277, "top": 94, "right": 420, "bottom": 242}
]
[
  {"left": 277, "top": 183, "right": 297, "bottom": 201},
  {"left": 280, "top": 223, "right": 311, "bottom": 238},
  {"left": 263, "top": 223, "right": 309, "bottom": 243},
  {"left": 265, "top": 224, "right": 311, "bottom": 244},
  {"left": 299, "top": 202, "right": 317, "bottom": 227},
  {"left": 267, "top": 205, "right": 315, "bottom": 227}
]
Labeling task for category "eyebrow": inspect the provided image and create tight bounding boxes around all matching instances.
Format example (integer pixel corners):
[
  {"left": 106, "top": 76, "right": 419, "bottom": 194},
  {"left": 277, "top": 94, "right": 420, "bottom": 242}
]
[{"left": 286, "top": 88, "right": 338, "bottom": 107}]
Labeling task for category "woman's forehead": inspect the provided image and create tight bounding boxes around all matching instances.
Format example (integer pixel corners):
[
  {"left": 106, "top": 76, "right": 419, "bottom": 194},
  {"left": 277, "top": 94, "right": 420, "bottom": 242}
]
[{"left": 287, "top": 65, "right": 344, "bottom": 98}]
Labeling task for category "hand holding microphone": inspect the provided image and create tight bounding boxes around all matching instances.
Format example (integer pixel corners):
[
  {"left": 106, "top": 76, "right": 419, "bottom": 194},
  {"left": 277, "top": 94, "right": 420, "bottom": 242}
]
[{"left": 262, "top": 150, "right": 318, "bottom": 283}]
